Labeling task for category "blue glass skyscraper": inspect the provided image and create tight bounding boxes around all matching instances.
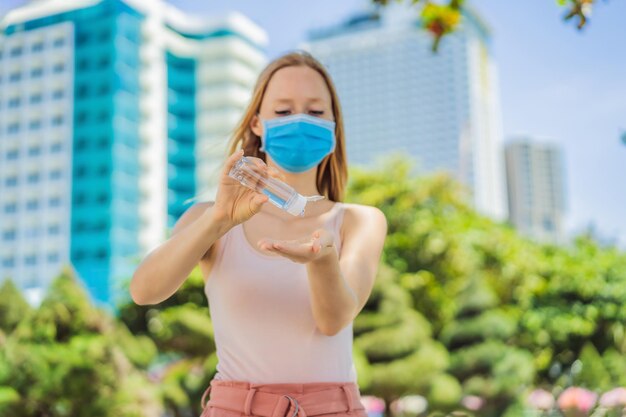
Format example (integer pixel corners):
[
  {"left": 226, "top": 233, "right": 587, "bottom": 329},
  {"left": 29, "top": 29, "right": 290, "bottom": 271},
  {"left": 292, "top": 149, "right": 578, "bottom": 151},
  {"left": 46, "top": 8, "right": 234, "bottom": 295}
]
[{"left": 0, "top": 0, "right": 267, "bottom": 314}]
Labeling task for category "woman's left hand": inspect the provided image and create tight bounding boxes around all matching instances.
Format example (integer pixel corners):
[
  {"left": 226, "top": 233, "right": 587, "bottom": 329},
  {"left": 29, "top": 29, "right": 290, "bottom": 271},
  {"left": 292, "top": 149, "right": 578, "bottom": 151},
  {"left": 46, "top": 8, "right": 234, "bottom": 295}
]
[{"left": 257, "top": 229, "right": 336, "bottom": 264}]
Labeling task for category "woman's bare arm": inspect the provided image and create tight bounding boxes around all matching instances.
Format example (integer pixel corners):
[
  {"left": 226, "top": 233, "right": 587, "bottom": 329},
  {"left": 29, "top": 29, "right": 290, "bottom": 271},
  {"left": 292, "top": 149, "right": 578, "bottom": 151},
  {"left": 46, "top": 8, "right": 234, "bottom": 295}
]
[
  {"left": 129, "top": 202, "right": 231, "bottom": 305},
  {"left": 129, "top": 149, "right": 274, "bottom": 305}
]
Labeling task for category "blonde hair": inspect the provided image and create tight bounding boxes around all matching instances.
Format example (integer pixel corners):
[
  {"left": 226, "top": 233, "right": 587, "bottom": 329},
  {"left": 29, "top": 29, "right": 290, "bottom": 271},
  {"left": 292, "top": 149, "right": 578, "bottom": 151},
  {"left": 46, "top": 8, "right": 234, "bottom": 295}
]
[{"left": 226, "top": 50, "right": 348, "bottom": 202}]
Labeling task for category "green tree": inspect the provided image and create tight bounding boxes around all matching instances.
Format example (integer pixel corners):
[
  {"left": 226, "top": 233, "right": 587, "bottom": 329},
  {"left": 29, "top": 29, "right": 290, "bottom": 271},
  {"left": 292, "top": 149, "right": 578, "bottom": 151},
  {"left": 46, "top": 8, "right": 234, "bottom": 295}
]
[
  {"left": 0, "top": 266, "right": 161, "bottom": 417},
  {"left": 346, "top": 154, "right": 626, "bottom": 414},
  {"left": 371, "top": 0, "right": 605, "bottom": 51},
  {"left": 441, "top": 276, "right": 535, "bottom": 416},
  {"left": 0, "top": 279, "right": 32, "bottom": 335},
  {"left": 346, "top": 156, "right": 537, "bottom": 415},
  {"left": 353, "top": 263, "right": 462, "bottom": 414},
  {"left": 518, "top": 235, "right": 626, "bottom": 389},
  {"left": 116, "top": 267, "right": 218, "bottom": 417},
  {"left": 3, "top": 153, "right": 623, "bottom": 417}
]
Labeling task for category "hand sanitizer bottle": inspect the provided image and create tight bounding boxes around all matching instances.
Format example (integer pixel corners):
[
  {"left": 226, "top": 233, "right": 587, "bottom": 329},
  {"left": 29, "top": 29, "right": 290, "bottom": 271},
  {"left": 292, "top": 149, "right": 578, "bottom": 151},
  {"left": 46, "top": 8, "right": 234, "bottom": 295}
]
[{"left": 228, "top": 156, "right": 324, "bottom": 216}]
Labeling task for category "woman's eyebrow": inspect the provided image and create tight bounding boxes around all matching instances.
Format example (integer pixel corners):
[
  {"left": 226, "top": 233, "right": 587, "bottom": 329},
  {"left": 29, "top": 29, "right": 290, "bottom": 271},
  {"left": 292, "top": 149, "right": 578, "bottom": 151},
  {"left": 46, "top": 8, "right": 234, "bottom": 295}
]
[{"left": 273, "top": 97, "right": 324, "bottom": 103}]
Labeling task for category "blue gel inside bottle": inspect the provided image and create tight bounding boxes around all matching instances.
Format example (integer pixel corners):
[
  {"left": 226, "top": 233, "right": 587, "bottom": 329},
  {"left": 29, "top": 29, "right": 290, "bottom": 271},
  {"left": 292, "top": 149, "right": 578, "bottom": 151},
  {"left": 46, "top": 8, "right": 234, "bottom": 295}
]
[{"left": 262, "top": 188, "right": 287, "bottom": 208}]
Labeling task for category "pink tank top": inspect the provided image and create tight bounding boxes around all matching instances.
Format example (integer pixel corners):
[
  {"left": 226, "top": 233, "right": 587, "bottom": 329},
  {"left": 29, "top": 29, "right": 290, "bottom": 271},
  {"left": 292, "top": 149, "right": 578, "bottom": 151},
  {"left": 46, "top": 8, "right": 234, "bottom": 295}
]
[{"left": 204, "top": 202, "right": 357, "bottom": 383}]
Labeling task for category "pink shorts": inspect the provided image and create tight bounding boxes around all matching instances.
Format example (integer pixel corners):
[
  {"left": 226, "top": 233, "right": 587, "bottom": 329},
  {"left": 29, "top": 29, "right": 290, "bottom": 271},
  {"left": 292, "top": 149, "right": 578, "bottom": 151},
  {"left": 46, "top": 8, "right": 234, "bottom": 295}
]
[{"left": 200, "top": 379, "right": 368, "bottom": 417}]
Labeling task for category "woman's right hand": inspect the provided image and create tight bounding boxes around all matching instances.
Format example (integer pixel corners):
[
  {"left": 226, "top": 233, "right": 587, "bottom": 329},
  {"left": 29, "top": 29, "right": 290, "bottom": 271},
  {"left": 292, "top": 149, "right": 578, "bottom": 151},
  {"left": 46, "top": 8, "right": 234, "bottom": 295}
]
[{"left": 209, "top": 150, "right": 281, "bottom": 228}]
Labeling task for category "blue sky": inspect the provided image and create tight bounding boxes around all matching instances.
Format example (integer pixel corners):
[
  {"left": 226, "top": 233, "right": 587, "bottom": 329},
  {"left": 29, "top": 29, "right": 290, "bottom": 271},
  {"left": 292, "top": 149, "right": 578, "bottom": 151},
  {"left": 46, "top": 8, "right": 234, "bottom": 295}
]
[{"left": 2, "top": 0, "right": 625, "bottom": 247}]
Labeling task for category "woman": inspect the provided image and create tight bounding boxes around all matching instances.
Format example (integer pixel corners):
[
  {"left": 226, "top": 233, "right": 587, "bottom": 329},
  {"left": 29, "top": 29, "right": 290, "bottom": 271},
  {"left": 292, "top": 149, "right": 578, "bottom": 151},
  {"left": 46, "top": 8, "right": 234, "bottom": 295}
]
[{"left": 130, "top": 50, "right": 387, "bottom": 417}]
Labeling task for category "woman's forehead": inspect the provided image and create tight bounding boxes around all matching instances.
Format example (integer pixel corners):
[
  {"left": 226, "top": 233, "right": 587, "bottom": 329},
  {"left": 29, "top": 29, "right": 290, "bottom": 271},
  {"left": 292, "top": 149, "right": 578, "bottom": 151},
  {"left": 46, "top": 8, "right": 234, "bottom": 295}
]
[{"left": 264, "top": 66, "right": 331, "bottom": 103}]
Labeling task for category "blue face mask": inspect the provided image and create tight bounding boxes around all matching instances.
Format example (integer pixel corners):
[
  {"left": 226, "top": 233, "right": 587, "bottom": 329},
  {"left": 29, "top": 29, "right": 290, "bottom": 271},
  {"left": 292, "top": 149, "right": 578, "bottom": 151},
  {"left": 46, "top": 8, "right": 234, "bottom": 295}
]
[{"left": 259, "top": 113, "right": 336, "bottom": 173}]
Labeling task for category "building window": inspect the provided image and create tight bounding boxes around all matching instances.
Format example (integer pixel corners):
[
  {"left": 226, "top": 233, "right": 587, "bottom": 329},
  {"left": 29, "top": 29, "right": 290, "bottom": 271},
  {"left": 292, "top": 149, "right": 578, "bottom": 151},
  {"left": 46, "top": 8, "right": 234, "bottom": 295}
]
[
  {"left": 27, "top": 146, "right": 41, "bottom": 156},
  {"left": 9, "top": 72, "right": 21, "bottom": 82},
  {"left": 25, "top": 255, "right": 37, "bottom": 265},
  {"left": 2, "top": 257, "right": 15, "bottom": 268},
  {"left": 74, "top": 193, "right": 86, "bottom": 204},
  {"left": 7, "top": 123, "right": 20, "bottom": 134},
  {"left": 77, "top": 221, "right": 90, "bottom": 233},
  {"left": 53, "top": 38, "right": 65, "bottom": 48},
  {"left": 49, "top": 196, "right": 62, "bottom": 207},
  {"left": 51, "top": 142, "right": 63, "bottom": 152},
  {"left": 99, "top": 30, "right": 111, "bottom": 42},
  {"left": 97, "top": 110, "right": 109, "bottom": 122},
  {"left": 10, "top": 46, "right": 23, "bottom": 57},
  {"left": 98, "top": 83, "right": 110, "bottom": 95},
  {"left": 76, "top": 84, "right": 89, "bottom": 98},
  {"left": 98, "top": 56, "right": 110, "bottom": 68},
  {"left": 76, "top": 33, "right": 89, "bottom": 45},
  {"left": 76, "top": 138, "right": 88, "bottom": 150},
  {"left": 4, "top": 256, "right": 17, "bottom": 268},
  {"left": 3, "top": 229, "right": 17, "bottom": 240},
  {"left": 3, "top": 203, "right": 17, "bottom": 213},
  {"left": 31, "top": 67, "right": 44, "bottom": 78},
  {"left": 6, "top": 149, "right": 19, "bottom": 159},
  {"left": 543, "top": 217, "right": 554, "bottom": 232},
  {"left": 25, "top": 276, "right": 38, "bottom": 288},
  {"left": 48, "top": 224, "right": 60, "bottom": 234},
  {"left": 25, "top": 227, "right": 40, "bottom": 238},
  {"left": 97, "top": 137, "right": 108, "bottom": 148},
  {"left": 49, "top": 169, "right": 62, "bottom": 180},
  {"left": 97, "top": 164, "right": 109, "bottom": 175},
  {"left": 29, "top": 119, "right": 42, "bottom": 130},
  {"left": 52, "top": 89, "right": 65, "bottom": 100},
  {"left": 30, "top": 93, "right": 43, "bottom": 104},
  {"left": 95, "top": 220, "right": 107, "bottom": 231},
  {"left": 31, "top": 42, "right": 44, "bottom": 52},
  {"left": 75, "top": 165, "right": 87, "bottom": 176},
  {"left": 8, "top": 97, "right": 21, "bottom": 108},
  {"left": 47, "top": 252, "right": 60, "bottom": 262},
  {"left": 53, "top": 62, "right": 65, "bottom": 73},
  {"left": 2, "top": 229, "right": 16, "bottom": 240},
  {"left": 26, "top": 198, "right": 39, "bottom": 209},
  {"left": 52, "top": 115, "right": 64, "bottom": 126},
  {"left": 4, "top": 176, "right": 18, "bottom": 187},
  {"left": 78, "top": 58, "right": 89, "bottom": 70}
]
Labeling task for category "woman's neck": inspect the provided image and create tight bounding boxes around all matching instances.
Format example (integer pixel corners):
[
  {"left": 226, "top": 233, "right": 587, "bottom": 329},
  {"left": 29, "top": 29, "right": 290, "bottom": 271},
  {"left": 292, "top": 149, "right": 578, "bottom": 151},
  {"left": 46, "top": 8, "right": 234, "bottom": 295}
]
[{"left": 282, "top": 172, "right": 320, "bottom": 197}]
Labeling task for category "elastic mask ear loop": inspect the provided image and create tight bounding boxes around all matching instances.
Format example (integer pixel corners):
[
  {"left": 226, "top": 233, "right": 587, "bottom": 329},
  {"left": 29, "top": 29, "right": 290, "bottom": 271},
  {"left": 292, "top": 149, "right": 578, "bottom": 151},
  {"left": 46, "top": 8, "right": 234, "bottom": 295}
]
[{"left": 257, "top": 113, "right": 267, "bottom": 152}]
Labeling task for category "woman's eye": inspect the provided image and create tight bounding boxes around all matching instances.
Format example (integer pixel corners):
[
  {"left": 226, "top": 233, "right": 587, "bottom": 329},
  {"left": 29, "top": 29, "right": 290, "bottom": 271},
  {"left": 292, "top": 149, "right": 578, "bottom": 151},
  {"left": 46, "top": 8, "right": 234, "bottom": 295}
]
[
  {"left": 309, "top": 110, "right": 324, "bottom": 116},
  {"left": 275, "top": 110, "right": 291, "bottom": 115}
]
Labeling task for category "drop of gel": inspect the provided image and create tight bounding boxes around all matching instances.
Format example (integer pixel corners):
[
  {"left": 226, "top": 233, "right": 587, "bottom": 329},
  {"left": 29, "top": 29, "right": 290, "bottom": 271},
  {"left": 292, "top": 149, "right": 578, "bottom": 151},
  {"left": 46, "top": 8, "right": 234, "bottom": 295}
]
[{"left": 305, "top": 195, "right": 325, "bottom": 202}]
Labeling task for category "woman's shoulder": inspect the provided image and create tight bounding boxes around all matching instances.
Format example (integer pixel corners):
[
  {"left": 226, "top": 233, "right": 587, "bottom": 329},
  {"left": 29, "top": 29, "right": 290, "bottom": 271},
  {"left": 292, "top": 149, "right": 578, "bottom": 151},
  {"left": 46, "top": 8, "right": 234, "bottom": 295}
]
[
  {"left": 340, "top": 202, "right": 386, "bottom": 218},
  {"left": 339, "top": 203, "right": 387, "bottom": 234}
]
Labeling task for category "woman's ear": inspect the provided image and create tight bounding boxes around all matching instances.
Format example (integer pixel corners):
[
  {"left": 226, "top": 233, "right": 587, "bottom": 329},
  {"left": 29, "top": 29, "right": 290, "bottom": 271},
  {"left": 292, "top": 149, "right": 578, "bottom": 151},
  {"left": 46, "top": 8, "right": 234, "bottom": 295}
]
[{"left": 250, "top": 114, "right": 263, "bottom": 137}]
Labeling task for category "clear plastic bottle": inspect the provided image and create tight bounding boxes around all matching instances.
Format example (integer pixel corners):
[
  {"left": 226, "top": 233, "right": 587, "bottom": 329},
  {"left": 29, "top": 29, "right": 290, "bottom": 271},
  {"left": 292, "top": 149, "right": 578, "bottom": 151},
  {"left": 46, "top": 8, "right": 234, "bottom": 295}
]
[{"left": 228, "top": 156, "right": 324, "bottom": 216}]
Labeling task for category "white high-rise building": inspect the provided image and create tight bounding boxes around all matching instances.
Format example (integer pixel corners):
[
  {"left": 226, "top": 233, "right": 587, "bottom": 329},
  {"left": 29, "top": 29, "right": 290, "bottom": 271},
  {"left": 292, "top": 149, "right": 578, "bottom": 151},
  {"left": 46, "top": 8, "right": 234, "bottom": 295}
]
[
  {"left": 0, "top": 0, "right": 267, "bottom": 312},
  {"left": 505, "top": 137, "right": 567, "bottom": 243},
  {"left": 302, "top": 3, "right": 507, "bottom": 220}
]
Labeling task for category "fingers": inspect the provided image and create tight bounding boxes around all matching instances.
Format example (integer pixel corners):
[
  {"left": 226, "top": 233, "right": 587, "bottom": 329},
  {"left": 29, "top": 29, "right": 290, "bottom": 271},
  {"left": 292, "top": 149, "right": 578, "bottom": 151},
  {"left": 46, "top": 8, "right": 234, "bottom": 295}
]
[
  {"left": 222, "top": 149, "right": 244, "bottom": 177},
  {"left": 268, "top": 166, "right": 286, "bottom": 182},
  {"left": 250, "top": 192, "right": 269, "bottom": 213},
  {"left": 312, "top": 240, "right": 320, "bottom": 253},
  {"left": 257, "top": 238, "right": 281, "bottom": 253},
  {"left": 256, "top": 229, "right": 332, "bottom": 257},
  {"left": 246, "top": 156, "right": 268, "bottom": 169},
  {"left": 257, "top": 239, "right": 273, "bottom": 252}
]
